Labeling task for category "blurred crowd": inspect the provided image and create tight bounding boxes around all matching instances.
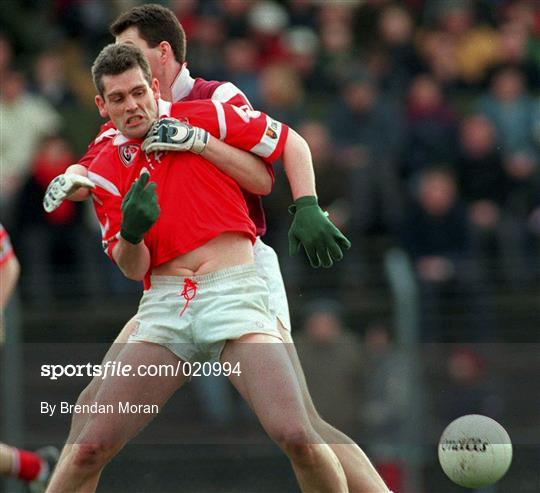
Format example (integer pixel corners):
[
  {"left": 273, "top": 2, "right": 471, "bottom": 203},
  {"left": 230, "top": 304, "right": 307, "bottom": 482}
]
[{"left": 1, "top": 0, "right": 540, "bottom": 337}]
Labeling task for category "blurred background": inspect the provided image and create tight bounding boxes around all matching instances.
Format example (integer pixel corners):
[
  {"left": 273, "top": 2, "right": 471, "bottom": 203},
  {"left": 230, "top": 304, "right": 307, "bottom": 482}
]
[{"left": 1, "top": 0, "right": 539, "bottom": 492}]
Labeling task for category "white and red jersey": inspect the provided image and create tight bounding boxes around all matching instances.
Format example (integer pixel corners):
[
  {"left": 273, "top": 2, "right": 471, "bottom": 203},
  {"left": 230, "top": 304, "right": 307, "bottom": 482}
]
[
  {"left": 89, "top": 99, "right": 288, "bottom": 274},
  {"left": 0, "top": 224, "right": 15, "bottom": 267},
  {"left": 80, "top": 67, "right": 271, "bottom": 236}
]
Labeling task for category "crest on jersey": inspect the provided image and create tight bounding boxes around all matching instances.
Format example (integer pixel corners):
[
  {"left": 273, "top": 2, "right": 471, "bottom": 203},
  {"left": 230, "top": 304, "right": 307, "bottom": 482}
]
[{"left": 119, "top": 144, "right": 139, "bottom": 167}]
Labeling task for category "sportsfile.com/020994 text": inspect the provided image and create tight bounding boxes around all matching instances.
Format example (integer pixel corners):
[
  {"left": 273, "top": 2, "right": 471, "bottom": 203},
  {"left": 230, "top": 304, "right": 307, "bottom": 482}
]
[{"left": 40, "top": 360, "right": 242, "bottom": 380}]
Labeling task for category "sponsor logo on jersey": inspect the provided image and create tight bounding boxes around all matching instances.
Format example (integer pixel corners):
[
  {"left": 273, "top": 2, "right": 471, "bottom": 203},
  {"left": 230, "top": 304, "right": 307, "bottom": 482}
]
[
  {"left": 265, "top": 119, "right": 279, "bottom": 139},
  {"left": 119, "top": 144, "right": 139, "bottom": 167}
]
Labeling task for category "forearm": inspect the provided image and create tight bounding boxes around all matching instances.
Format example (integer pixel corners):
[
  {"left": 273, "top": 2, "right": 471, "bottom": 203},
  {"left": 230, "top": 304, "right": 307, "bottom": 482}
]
[
  {"left": 282, "top": 129, "right": 317, "bottom": 200},
  {"left": 112, "top": 239, "right": 151, "bottom": 281},
  {"left": 65, "top": 164, "right": 91, "bottom": 202},
  {"left": 0, "top": 257, "right": 20, "bottom": 310},
  {"left": 201, "top": 136, "right": 273, "bottom": 195}
]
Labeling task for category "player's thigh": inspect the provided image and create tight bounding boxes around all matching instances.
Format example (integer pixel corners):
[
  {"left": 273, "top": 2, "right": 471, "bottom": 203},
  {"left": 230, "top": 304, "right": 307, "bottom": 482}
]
[
  {"left": 227, "top": 321, "right": 299, "bottom": 409},
  {"left": 78, "top": 341, "right": 187, "bottom": 448},
  {"left": 75, "top": 316, "right": 140, "bottom": 405},
  {"left": 278, "top": 326, "right": 320, "bottom": 419},
  {"left": 221, "top": 333, "right": 310, "bottom": 437}
]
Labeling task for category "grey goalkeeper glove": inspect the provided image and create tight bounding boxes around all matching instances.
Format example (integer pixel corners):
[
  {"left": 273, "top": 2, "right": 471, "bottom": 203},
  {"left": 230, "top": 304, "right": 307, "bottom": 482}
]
[
  {"left": 142, "top": 117, "right": 209, "bottom": 154},
  {"left": 43, "top": 173, "right": 96, "bottom": 213}
]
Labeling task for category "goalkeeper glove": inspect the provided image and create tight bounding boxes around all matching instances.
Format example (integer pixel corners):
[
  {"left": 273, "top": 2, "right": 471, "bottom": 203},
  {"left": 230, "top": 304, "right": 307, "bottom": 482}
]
[
  {"left": 43, "top": 173, "right": 96, "bottom": 213},
  {"left": 288, "top": 196, "right": 351, "bottom": 268},
  {"left": 120, "top": 172, "right": 160, "bottom": 244},
  {"left": 142, "top": 117, "right": 209, "bottom": 154}
]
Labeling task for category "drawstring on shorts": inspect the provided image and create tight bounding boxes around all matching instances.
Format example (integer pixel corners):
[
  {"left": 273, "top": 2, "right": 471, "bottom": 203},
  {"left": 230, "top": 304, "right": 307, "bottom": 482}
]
[{"left": 179, "top": 278, "right": 197, "bottom": 316}]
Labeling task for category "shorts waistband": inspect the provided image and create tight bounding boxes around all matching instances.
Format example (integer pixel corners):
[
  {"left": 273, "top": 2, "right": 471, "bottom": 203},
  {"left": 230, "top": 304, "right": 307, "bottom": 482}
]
[{"left": 149, "top": 263, "right": 257, "bottom": 289}]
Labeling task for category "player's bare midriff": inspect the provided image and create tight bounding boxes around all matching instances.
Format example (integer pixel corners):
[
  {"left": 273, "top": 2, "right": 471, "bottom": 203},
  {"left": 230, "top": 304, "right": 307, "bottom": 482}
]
[{"left": 152, "top": 232, "right": 254, "bottom": 277}]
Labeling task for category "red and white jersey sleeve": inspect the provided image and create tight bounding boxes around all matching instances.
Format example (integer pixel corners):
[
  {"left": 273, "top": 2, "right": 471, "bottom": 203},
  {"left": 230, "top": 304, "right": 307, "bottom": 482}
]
[
  {"left": 217, "top": 103, "right": 289, "bottom": 163},
  {"left": 0, "top": 224, "right": 15, "bottom": 267},
  {"left": 87, "top": 154, "right": 124, "bottom": 261},
  {"left": 174, "top": 101, "right": 289, "bottom": 164},
  {"left": 78, "top": 121, "right": 119, "bottom": 168}
]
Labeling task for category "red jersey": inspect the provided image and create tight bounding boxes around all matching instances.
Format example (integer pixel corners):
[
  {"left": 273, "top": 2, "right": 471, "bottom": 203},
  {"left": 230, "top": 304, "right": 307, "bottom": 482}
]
[
  {"left": 0, "top": 224, "right": 15, "bottom": 267},
  {"left": 89, "top": 99, "right": 288, "bottom": 272},
  {"left": 80, "top": 67, "right": 270, "bottom": 236}
]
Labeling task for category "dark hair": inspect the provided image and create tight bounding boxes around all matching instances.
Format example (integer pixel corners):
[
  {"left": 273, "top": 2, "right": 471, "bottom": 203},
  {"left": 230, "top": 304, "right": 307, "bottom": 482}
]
[
  {"left": 110, "top": 4, "right": 186, "bottom": 64},
  {"left": 92, "top": 44, "right": 152, "bottom": 97}
]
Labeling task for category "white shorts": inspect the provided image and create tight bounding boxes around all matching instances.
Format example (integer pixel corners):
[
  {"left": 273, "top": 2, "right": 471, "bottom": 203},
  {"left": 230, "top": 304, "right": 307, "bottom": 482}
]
[
  {"left": 129, "top": 264, "right": 282, "bottom": 363},
  {"left": 253, "top": 237, "right": 291, "bottom": 332}
]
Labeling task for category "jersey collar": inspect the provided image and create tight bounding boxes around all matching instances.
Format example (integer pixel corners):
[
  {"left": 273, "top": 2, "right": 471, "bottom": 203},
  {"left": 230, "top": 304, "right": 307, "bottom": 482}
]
[{"left": 170, "top": 64, "right": 194, "bottom": 102}]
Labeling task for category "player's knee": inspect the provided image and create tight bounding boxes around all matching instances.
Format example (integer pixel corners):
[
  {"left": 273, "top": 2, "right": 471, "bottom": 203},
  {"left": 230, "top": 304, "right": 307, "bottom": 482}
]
[
  {"left": 71, "top": 441, "right": 115, "bottom": 471},
  {"left": 272, "top": 424, "right": 316, "bottom": 463},
  {"left": 283, "top": 440, "right": 318, "bottom": 467}
]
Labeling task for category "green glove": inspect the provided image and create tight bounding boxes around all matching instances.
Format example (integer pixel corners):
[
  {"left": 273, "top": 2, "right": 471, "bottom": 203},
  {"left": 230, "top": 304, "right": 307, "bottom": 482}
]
[
  {"left": 288, "top": 195, "right": 351, "bottom": 268},
  {"left": 120, "top": 173, "right": 160, "bottom": 244}
]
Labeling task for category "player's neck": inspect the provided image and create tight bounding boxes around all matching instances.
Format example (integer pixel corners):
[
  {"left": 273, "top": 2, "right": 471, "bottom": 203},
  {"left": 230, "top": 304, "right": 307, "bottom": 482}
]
[{"left": 160, "top": 61, "right": 182, "bottom": 102}]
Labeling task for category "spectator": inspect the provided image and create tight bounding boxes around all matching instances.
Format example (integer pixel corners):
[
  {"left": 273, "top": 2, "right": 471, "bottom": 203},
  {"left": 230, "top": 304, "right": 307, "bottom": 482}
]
[
  {"left": 416, "top": 28, "right": 463, "bottom": 97},
  {"left": 456, "top": 115, "right": 507, "bottom": 209},
  {"left": 316, "top": 19, "right": 357, "bottom": 95},
  {"left": 425, "top": 0, "right": 500, "bottom": 86},
  {"left": 256, "top": 62, "right": 305, "bottom": 125},
  {"left": 476, "top": 66, "right": 539, "bottom": 156},
  {"left": 282, "top": 27, "right": 321, "bottom": 95},
  {"left": 247, "top": 1, "right": 290, "bottom": 65},
  {"left": 435, "top": 345, "right": 503, "bottom": 426},
  {"left": 400, "top": 167, "right": 491, "bottom": 342},
  {"left": 376, "top": 4, "right": 423, "bottom": 97},
  {"left": 296, "top": 300, "right": 362, "bottom": 434},
  {"left": 170, "top": 0, "right": 199, "bottom": 38},
  {"left": 454, "top": 115, "right": 509, "bottom": 281},
  {"left": 218, "top": 0, "right": 253, "bottom": 39},
  {"left": 31, "top": 50, "right": 77, "bottom": 109},
  {"left": 401, "top": 74, "right": 458, "bottom": 182},
  {"left": 222, "top": 37, "right": 260, "bottom": 103},
  {"left": 328, "top": 73, "right": 402, "bottom": 237},
  {"left": 487, "top": 21, "right": 540, "bottom": 88},
  {"left": 287, "top": 0, "right": 317, "bottom": 29},
  {"left": 0, "top": 70, "right": 60, "bottom": 223},
  {"left": 13, "top": 135, "right": 98, "bottom": 303},
  {"left": 187, "top": 14, "right": 227, "bottom": 80}
]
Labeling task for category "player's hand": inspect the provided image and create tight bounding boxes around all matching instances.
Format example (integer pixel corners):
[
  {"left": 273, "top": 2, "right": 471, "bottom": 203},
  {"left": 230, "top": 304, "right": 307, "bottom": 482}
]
[
  {"left": 288, "top": 196, "right": 351, "bottom": 268},
  {"left": 43, "top": 173, "right": 96, "bottom": 213},
  {"left": 142, "top": 117, "right": 209, "bottom": 154},
  {"left": 120, "top": 172, "right": 160, "bottom": 244}
]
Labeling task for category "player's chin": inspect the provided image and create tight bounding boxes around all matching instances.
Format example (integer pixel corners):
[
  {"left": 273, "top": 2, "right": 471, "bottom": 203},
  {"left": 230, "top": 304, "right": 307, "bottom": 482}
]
[{"left": 122, "top": 121, "right": 152, "bottom": 140}]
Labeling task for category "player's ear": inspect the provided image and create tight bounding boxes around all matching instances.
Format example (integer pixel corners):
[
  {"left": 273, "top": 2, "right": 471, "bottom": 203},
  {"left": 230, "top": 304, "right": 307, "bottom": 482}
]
[
  {"left": 95, "top": 95, "right": 109, "bottom": 118},
  {"left": 151, "top": 78, "right": 160, "bottom": 100},
  {"left": 158, "top": 41, "right": 171, "bottom": 65}
]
